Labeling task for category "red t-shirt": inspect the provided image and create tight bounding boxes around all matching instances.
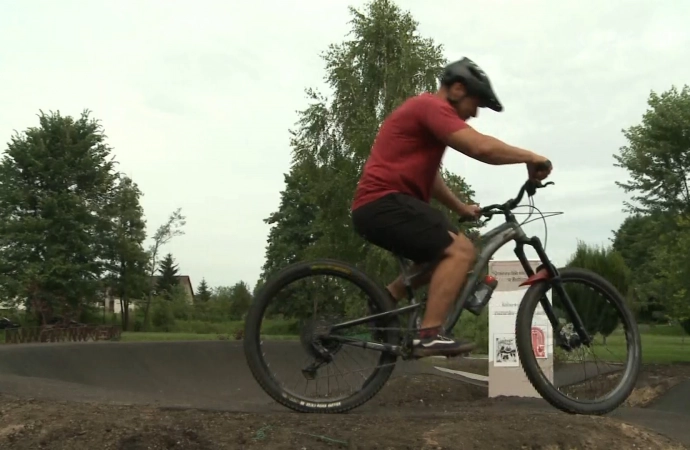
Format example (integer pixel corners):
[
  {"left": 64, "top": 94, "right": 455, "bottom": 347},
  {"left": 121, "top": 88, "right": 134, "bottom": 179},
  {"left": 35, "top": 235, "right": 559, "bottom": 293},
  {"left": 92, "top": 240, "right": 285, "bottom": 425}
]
[{"left": 351, "top": 93, "right": 468, "bottom": 210}]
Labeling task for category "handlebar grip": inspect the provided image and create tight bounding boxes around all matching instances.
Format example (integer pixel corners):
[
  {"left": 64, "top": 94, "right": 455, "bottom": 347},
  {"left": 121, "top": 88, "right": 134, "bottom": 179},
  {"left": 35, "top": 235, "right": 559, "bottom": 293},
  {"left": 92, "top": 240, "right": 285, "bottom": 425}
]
[{"left": 535, "top": 159, "right": 552, "bottom": 171}]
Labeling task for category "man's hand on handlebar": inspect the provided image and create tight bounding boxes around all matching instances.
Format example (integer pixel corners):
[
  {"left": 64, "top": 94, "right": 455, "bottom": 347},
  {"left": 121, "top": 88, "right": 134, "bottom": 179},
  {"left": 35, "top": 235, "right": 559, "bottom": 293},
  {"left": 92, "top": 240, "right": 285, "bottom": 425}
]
[
  {"left": 527, "top": 155, "right": 553, "bottom": 182},
  {"left": 457, "top": 158, "right": 555, "bottom": 225},
  {"left": 458, "top": 203, "right": 482, "bottom": 220}
]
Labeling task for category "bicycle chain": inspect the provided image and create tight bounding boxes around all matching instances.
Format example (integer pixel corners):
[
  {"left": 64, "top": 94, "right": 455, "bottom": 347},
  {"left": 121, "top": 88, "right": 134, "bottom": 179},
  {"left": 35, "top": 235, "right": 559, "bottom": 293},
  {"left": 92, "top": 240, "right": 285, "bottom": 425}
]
[{"left": 362, "top": 326, "right": 415, "bottom": 331}]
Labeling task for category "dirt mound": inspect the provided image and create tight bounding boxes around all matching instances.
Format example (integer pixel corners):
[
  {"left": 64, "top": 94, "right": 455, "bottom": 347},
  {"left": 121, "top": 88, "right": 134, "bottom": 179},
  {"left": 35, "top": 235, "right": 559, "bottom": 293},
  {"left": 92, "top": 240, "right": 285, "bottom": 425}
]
[
  {"left": 369, "top": 373, "right": 487, "bottom": 409},
  {"left": 0, "top": 395, "right": 682, "bottom": 450},
  {"left": 1, "top": 375, "right": 686, "bottom": 450},
  {"left": 1, "top": 342, "right": 688, "bottom": 449},
  {"left": 625, "top": 363, "right": 690, "bottom": 408},
  {"left": 436, "top": 357, "right": 690, "bottom": 410}
]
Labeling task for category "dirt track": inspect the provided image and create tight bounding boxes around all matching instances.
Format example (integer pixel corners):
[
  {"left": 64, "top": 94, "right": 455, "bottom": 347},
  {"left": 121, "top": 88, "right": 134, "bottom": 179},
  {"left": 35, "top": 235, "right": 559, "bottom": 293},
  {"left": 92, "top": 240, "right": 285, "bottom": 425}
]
[
  {"left": 0, "top": 341, "right": 689, "bottom": 449},
  {"left": 1, "top": 374, "right": 686, "bottom": 450}
]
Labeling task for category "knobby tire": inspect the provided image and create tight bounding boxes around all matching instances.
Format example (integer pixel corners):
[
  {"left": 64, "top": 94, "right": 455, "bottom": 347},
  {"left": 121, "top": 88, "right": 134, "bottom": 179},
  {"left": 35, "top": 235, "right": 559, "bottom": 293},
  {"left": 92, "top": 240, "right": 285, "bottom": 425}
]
[
  {"left": 243, "top": 258, "right": 400, "bottom": 413},
  {"left": 515, "top": 267, "right": 641, "bottom": 415}
]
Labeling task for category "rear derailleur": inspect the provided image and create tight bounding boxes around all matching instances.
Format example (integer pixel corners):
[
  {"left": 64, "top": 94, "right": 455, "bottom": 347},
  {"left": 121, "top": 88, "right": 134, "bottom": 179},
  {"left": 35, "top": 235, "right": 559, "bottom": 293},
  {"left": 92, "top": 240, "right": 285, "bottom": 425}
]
[{"left": 300, "top": 318, "right": 342, "bottom": 380}]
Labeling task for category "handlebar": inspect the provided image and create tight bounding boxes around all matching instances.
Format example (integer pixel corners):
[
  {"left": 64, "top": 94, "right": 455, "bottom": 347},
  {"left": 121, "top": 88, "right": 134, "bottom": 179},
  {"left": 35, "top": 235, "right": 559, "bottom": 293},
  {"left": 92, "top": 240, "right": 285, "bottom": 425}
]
[{"left": 459, "top": 160, "right": 554, "bottom": 223}]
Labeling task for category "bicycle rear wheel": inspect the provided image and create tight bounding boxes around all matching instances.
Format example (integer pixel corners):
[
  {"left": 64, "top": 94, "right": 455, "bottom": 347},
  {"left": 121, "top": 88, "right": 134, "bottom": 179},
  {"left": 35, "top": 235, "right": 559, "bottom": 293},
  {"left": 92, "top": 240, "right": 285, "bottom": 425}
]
[
  {"left": 243, "top": 258, "right": 400, "bottom": 413},
  {"left": 515, "top": 267, "right": 641, "bottom": 415}
]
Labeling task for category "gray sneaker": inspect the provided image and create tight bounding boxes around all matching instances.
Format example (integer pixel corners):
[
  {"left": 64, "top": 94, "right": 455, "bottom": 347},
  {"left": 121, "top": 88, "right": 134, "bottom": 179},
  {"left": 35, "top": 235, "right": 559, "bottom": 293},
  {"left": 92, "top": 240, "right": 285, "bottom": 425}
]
[{"left": 412, "top": 334, "right": 476, "bottom": 357}]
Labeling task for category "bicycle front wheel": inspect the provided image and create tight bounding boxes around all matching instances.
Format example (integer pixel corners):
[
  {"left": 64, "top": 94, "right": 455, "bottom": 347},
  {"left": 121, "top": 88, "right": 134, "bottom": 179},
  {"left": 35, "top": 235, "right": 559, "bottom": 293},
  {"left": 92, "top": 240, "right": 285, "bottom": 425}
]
[
  {"left": 515, "top": 267, "right": 641, "bottom": 415},
  {"left": 243, "top": 258, "right": 400, "bottom": 413}
]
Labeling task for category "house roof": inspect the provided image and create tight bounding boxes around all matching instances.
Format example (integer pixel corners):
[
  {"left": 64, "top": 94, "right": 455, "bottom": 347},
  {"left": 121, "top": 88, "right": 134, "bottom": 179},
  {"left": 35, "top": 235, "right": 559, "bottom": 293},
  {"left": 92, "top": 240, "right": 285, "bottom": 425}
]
[{"left": 150, "top": 275, "right": 195, "bottom": 300}]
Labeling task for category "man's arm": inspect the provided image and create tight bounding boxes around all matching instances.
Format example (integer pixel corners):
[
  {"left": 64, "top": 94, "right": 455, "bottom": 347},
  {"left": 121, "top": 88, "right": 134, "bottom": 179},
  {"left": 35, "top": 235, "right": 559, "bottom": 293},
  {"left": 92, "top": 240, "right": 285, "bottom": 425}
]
[
  {"left": 444, "top": 127, "right": 543, "bottom": 165},
  {"left": 418, "top": 98, "right": 546, "bottom": 166},
  {"left": 431, "top": 170, "right": 469, "bottom": 215}
]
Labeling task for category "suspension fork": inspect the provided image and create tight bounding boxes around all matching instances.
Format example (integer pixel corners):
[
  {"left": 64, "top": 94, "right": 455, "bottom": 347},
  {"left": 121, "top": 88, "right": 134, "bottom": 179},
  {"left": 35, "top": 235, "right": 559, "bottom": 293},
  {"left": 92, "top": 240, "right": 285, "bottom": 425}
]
[{"left": 515, "top": 238, "right": 592, "bottom": 346}]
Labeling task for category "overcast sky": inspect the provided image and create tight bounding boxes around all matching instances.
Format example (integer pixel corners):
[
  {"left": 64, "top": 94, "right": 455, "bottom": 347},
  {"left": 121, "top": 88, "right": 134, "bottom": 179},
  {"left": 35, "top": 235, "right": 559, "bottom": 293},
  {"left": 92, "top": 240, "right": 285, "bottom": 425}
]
[{"left": 1, "top": 0, "right": 688, "bottom": 290}]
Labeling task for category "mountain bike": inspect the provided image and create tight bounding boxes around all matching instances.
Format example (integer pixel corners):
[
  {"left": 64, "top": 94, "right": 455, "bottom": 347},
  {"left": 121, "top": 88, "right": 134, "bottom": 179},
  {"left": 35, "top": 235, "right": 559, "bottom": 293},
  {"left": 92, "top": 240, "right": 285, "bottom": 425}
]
[{"left": 244, "top": 166, "right": 642, "bottom": 415}]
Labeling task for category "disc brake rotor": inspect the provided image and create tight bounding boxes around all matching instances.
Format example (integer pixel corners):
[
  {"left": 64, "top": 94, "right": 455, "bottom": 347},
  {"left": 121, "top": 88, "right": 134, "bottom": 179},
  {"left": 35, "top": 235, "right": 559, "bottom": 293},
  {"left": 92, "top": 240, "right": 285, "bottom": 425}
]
[{"left": 300, "top": 318, "right": 342, "bottom": 361}]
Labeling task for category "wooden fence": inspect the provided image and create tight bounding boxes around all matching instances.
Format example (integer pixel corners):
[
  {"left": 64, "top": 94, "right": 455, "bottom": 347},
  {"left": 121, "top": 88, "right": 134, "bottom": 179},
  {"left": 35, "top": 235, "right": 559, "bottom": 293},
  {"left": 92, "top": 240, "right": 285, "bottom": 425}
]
[{"left": 3, "top": 325, "right": 121, "bottom": 344}]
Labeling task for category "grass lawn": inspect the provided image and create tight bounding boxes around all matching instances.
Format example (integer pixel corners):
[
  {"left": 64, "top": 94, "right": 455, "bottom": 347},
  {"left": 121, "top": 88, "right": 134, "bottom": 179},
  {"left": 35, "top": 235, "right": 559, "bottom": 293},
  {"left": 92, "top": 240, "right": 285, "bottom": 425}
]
[
  {"left": 543, "top": 329, "right": 690, "bottom": 365},
  {"left": 119, "top": 329, "right": 688, "bottom": 363},
  {"left": 599, "top": 332, "right": 689, "bottom": 364},
  {"left": 4, "top": 322, "right": 687, "bottom": 365}
]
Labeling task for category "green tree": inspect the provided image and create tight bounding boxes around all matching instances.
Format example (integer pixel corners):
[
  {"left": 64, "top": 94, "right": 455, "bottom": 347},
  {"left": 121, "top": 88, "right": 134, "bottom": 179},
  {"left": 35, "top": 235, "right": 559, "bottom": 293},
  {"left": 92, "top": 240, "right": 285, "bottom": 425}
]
[
  {"left": 611, "top": 212, "right": 671, "bottom": 321},
  {"left": 614, "top": 84, "right": 690, "bottom": 215},
  {"left": 207, "top": 285, "right": 234, "bottom": 322},
  {"left": 290, "top": 0, "right": 451, "bottom": 266},
  {"left": 104, "top": 175, "right": 149, "bottom": 330},
  {"left": 259, "top": 0, "right": 477, "bottom": 319},
  {"left": 260, "top": 160, "right": 321, "bottom": 282},
  {"left": 228, "top": 281, "right": 252, "bottom": 320},
  {"left": 612, "top": 213, "right": 665, "bottom": 276},
  {"left": 0, "top": 110, "right": 120, "bottom": 324},
  {"left": 196, "top": 278, "right": 212, "bottom": 303},
  {"left": 647, "top": 217, "right": 690, "bottom": 323},
  {"left": 142, "top": 208, "right": 186, "bottom": 329},
  {"left": 613, "top": 84, "right": 690, "bottom": 322},
  {"left": 146, "top": 283, "right": 192, "bottom": 332},
  {"left": 156, "top": 253, "right": 179, "bottom": 299},
  {"left": 565, "top": 241, "right": 631, "bottom": 343}
]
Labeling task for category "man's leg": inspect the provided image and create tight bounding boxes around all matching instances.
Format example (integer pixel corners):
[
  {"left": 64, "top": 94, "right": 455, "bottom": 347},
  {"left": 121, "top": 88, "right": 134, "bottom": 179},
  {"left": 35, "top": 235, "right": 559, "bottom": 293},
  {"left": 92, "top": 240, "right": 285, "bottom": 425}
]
[
  {"left": 386, "top": 262, "right": 435, "bottom": 301},
  {"left": 352, "top": 194, "right": 442, "bottom": 295},
  {"left": 419, "top": 232, "right": 475, "bottom": 331},
  {"left": 385, "top": 233, "right": 475, "bottom": 349},
  {"left": 352, "top": 193, "right": 475, "bottom": 356}
]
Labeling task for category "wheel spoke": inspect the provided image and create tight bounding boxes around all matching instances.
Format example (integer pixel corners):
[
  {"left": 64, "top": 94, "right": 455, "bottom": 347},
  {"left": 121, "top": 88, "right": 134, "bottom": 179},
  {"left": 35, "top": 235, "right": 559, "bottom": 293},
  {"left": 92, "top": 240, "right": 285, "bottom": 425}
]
[
  {"left": 516, "top": 267, "right": 641, "bottom": 415},
  {"left": 242, "top": 260, "right": 402, "bottom": 413}
]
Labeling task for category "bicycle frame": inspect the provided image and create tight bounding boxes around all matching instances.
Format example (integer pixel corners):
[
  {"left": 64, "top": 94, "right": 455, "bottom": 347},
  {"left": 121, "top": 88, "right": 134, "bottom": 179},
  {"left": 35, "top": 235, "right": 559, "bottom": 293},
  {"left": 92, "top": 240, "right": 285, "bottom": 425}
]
[
  {"left": 439, "top": 212, "right": 559, "bottom": 334},
  {"left": 328, "top": 204, "right": 592, "bottom": 355}
]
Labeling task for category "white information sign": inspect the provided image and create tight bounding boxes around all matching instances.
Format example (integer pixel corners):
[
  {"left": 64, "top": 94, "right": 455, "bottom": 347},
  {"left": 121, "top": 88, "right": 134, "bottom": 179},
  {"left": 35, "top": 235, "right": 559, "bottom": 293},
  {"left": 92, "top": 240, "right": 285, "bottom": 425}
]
[{"left": 487, "top": 260, "right": 554, "bottom": 398}]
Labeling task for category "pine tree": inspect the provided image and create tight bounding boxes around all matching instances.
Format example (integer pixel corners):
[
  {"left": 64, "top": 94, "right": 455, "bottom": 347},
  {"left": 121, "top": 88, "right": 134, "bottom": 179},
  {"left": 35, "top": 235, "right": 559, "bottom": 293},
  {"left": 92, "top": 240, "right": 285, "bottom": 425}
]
[
  {"left": 196, "top": 278, "right": 212, "bottom": 303},
  {"left": 156, "top": 253, "right": 179, "bottom": 300},
  {"left": 228, "top": 281, "right": 252, "bottom": 320}
]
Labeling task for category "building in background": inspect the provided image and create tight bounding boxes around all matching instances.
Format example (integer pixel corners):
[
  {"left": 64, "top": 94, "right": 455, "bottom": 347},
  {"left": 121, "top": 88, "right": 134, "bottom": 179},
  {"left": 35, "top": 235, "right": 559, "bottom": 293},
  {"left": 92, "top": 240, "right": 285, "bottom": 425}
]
[{"left": 104, "top": 275, "right": 195, "bottom": 314}]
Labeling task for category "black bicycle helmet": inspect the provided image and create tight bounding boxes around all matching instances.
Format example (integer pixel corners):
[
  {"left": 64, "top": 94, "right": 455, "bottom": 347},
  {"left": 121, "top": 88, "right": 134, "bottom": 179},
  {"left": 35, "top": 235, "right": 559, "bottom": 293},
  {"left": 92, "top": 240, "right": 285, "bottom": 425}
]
[{"left": 440, "top": 57, "right": 503, "bottom": 112}]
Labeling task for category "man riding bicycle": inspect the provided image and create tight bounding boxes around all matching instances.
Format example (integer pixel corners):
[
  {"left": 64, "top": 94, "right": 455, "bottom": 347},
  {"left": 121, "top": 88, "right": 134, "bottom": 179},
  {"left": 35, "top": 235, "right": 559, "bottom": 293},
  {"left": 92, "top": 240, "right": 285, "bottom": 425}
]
[{"left": 351, "top": 57, "right": 552, "bottom": 357}]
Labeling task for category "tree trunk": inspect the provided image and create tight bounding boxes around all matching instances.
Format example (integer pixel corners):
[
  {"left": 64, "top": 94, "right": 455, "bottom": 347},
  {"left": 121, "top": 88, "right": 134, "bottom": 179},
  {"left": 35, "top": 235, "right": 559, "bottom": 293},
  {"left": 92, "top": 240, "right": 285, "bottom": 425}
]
[
  {"left": 123, "top": 297, "right": 130, "bottom": 331},
  {"left": 119, "top": 296, "right": 131, "bottom": 331},
  {"left": 143, "top": 294, "right": 152, "bottom": 331},
  {"left": 119, "top": 297, "right": 125, "bottom": 330}
]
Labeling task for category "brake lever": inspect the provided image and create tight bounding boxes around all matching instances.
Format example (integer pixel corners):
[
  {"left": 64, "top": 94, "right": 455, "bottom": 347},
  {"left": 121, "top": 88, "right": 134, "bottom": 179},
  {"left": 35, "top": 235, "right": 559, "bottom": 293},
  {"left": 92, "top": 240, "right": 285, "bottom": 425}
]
[
  {"left": 526, "top": 180, "right": 555, "bottom": 197},
  {"left": 477, "top": 216, "right": 492, "bottom": 226},
  {"left": 458, "top": 211, "right": 493, "bottom": 226}
]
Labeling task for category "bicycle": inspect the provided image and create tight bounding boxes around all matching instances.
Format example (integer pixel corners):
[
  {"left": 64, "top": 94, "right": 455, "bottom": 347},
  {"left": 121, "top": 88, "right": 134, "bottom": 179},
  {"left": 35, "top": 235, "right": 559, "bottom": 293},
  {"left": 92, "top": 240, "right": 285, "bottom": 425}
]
[{"left": 244, "top": 167, "right": 642, "bottom": 415}]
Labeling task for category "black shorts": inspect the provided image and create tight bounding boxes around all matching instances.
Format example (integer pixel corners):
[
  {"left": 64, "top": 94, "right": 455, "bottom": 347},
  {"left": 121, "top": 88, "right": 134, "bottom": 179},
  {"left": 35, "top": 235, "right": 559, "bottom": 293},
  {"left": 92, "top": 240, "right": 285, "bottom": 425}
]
[{"left": 351, "top": 193, "right": 459, "bottom": 264}]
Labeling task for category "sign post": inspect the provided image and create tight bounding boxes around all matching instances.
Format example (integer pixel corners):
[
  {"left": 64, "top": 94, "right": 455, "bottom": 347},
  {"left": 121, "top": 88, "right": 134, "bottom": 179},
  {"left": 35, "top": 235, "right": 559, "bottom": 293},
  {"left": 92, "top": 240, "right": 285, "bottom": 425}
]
[{"left": 487, "top": 260, "right": 554, "bottom": 398}]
